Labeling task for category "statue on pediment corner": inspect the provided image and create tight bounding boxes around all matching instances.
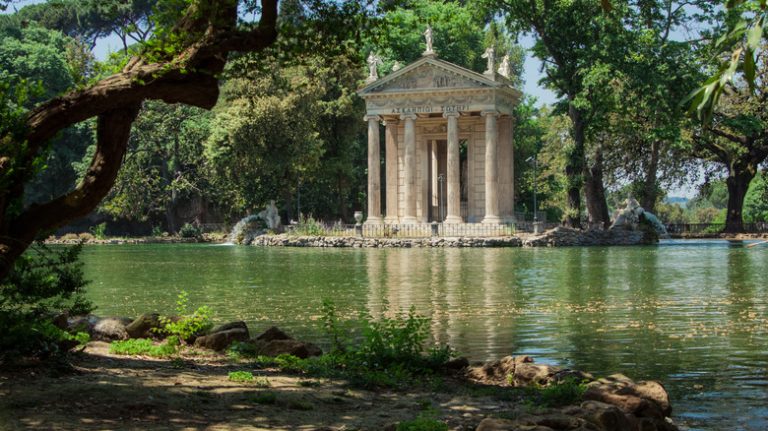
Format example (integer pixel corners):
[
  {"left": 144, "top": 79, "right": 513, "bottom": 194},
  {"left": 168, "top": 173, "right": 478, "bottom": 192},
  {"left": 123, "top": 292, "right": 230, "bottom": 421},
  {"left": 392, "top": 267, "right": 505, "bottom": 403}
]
[
  {"left": 482, "top": 47, "right": 496, "bottom": 75},
  {"left": 366, "top": 52, "right": 383, "bottom": 83}
]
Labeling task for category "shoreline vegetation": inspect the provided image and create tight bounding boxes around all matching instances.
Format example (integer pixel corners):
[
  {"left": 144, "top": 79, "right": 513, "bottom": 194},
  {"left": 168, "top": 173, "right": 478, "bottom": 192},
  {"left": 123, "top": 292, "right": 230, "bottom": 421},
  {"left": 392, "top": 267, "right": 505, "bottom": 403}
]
[
  {"left": 2, "top": 307, "right": 679, "bottom": 431},
  {"left": 43, "top": 230, "right": 768, "bottom": 248}
]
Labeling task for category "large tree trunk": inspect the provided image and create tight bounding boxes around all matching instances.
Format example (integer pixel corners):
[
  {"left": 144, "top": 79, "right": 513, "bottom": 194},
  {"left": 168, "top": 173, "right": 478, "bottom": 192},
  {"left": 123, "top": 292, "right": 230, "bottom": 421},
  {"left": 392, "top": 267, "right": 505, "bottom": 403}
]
[
  {"left": 0, "top": 0, "right": 279, "bottom": 280},
  {"left": 724, "top": 168, "right": 754, "bottom": 233},
  {"left": 641, "top": 140, "right": 660, "bottom": 213},
  {"left": 584, "top": 146, "right": 610, "bottom": 228},
  {"left": 565, "top": 103, "right": 585, "bottom": 228}
]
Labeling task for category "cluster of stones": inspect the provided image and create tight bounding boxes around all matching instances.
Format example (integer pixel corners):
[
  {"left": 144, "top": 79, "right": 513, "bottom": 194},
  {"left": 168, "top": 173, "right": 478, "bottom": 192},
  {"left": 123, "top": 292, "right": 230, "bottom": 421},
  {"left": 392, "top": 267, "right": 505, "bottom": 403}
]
[
  {"left": 46, "top": 237, "right": 204, "bottom": 245},
  {"left": 65, "top": 314, "right": 322, "bottom": 358},
  {"left": 522, "top": 227, "right": 657, "bottom": 247},
  {"left": 467, "top": 355, "right": 677, "bottom": 431},
  {"left": 249, "top": 234, "right": 523, "bottom": 248}
]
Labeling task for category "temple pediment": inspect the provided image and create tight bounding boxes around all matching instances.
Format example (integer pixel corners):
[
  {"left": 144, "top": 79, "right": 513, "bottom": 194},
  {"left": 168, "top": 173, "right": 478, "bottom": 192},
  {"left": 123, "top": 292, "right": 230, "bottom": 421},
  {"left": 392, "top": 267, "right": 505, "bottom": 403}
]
[
  {"left": 359, "top": 56, "right": 520, "bottom": 117},
  {"left": 359, "top": 57, "right": 505, "bottom": 96}
]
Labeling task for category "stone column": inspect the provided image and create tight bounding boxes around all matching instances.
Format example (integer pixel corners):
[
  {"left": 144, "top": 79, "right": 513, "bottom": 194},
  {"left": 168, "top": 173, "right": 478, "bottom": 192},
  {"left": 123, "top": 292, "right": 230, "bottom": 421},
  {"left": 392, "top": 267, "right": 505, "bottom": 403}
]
[
  {"left": 365, "top": 115, "right": 383, "bottom": 224},
  {"left": 384, "top": 120, "right": 399, "bottom": 223},
  {"left": 443, "top": 112, "right": 462, "bottom": 224},
  {"left": 401, "top": 113, "right": 418, "bottom": 224},
  {"left": 481, "top": 110, "right": 501, "bottom": 224}
]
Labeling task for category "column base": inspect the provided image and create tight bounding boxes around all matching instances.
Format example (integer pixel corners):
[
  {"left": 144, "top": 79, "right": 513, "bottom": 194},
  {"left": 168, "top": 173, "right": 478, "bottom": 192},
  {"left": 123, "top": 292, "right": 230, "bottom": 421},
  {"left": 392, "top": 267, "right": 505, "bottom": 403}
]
[
  {"left": 401, "top": 216, "right": 418, "bottom": 225},
  {"left": 444, "top": 215, "right": 463, "bottom": 224},
  {"left": 384, "top": 216, "right": 399, "bottom": 224},
  {"left": 481, "top": 215, "right": 502, "bottom": 224},
  {"left": 365, "top": 217, "right": 384, "bottom": 225}
]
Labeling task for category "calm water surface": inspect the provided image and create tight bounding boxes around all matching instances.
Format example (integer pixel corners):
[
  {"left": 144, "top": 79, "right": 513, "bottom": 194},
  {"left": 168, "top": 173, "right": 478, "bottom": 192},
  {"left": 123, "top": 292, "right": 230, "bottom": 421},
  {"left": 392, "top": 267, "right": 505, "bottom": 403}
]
[{"left": 80, "top": 241, "right": 768, "bottom": 431}]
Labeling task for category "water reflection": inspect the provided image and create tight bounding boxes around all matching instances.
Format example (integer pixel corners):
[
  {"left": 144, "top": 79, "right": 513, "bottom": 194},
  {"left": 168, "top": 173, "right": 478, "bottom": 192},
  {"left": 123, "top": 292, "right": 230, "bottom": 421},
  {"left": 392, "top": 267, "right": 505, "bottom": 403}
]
[{"left": 80, "top": 243, "right": 768, "bottom": 431}]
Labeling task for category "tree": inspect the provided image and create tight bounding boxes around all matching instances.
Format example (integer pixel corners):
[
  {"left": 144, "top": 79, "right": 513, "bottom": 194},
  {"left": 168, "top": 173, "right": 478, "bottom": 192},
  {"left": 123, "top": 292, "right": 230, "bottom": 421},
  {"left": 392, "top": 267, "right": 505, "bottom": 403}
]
[
  {"left": 15, "top": 0, "right": 156, "bottom": 51},
  {"left": 484, "top": 0, "right": 630, "bottom": 227},
  {"left": 0, "top": 0, "right": 284, "bottom": 280},
  {"left": 100, "top": 101, "right": 214, "bottom": 232},
  {"left": 689, "top": 48, "right": 768, "bottom": 232}
]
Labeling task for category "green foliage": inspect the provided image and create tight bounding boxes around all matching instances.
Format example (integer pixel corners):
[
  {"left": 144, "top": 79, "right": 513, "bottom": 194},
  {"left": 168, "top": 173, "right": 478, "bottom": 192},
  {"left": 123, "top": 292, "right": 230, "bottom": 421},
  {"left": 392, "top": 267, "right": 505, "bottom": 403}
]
[
  {"left": 109, "top": 336, "right": 179, "bottom": 357},
  {"left": 157, "top": 290, "right": 212, "bottom": 342},
  {"left": 228, "top": 370, "right": 254, "bottom": 382},
  {"left": 397, "top": 411, "right": 449, "bottom": 431},
  {"left": 89, "top": 222, "right": 107, "bottom": 239},
  {"left": 520, "top": 378, "right": 589, "bottom": 408},
  {"left": 0, "top": 243, "right": 93, "bottom": 360},
  {"left": 290, "top": 214, "right": 326, "bottom": 236},
  {"left": 178, "top": 223, "right": 202, "bottom": 239}
]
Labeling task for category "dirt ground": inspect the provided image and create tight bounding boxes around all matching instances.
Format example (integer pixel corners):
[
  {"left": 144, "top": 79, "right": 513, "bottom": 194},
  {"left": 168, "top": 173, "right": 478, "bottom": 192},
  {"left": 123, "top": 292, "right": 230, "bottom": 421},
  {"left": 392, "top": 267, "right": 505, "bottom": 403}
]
[{"left": 0, "top": 342, "right": 524, "bottom": 431}]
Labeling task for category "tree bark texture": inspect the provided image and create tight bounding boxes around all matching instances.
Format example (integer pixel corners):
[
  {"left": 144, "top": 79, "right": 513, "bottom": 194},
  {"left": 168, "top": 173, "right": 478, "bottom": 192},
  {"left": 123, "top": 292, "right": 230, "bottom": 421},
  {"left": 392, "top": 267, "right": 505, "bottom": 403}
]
[
  {"left": 640, "top": 140, "right": 660, "bottom": 213},
  {"left": 725, "top": 169, "right": 754, "bottom": 233},
  {"left": 565, "top": 103, "right": 585, "bottom": 229},
  {"left": 584, "top": 146, "right": 610, "bottom": 228},
  {"left": 0, "top": 0, "right": 279, "bottom": 280}
]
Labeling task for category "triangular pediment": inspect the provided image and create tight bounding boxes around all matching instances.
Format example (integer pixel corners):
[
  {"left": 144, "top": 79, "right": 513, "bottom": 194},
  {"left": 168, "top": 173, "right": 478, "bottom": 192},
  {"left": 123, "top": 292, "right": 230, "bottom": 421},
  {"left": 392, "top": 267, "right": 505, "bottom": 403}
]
[{"left": 359, "top": 56, "right": 502, "bottom": 95}]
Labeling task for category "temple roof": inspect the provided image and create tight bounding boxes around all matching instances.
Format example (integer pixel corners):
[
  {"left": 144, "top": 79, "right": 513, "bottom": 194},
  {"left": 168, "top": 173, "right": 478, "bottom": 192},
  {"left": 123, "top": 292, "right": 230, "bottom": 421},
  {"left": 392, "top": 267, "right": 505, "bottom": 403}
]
[{"left": 358, "top": 55, "right": 521, "bottom": 117}]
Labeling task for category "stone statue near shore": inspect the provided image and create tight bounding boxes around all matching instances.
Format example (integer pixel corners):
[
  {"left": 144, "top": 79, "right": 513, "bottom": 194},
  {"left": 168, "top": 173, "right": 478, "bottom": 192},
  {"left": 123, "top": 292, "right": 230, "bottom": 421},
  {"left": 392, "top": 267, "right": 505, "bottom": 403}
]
[{"left": 258, "top": 200, "right": 281, "bottom": 230}]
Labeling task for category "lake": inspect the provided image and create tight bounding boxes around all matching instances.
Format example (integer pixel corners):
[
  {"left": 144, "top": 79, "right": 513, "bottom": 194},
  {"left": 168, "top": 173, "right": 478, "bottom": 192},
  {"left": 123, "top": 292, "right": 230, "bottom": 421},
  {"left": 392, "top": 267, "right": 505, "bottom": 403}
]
[{"left": 80, "top": 241, "right": 768, "bottom": 430}]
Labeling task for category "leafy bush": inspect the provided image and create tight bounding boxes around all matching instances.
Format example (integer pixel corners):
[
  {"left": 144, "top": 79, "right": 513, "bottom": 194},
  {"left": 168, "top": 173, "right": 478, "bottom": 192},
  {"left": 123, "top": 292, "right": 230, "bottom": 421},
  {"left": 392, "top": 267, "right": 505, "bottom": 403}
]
[
  {"left": 151, "top": 225, "right": 165, "bottom": 237},
  {"left": 89, "top": 222, "right": 107, "bottom": 239},
  {"left": 228, "top": 370, "right": 254, "bottom": 382},
  {"left": 290, "top": 214, "right": 326, "bottom": 236},
  {"left": 109, "top": 336, "right": 179, "bottom": 357},
  {"left": 397, "top": 411, "right": 449, "bottom": 431},
  {"left": 520, "top": 377, "right": 588, "bottom": 407},
  {"left": 0, "top": 242, "right": 93, "bottom": 361},
  {"left": 178, "top": 223, "right": 202, "bottom": 238},
  {"left": 157, "top": 290, "right": 212, "bottom": 342}
]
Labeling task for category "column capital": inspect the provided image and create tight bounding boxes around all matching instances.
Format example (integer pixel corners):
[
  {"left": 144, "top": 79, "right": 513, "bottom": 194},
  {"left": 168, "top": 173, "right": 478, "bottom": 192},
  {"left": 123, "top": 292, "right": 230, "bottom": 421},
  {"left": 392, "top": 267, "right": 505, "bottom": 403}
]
[
  {"left": 442, "top": 111, "right": 461, "bottom": 119},
  {"left": 383, "top": 119, "right": 399, "bottom": 126},
  {"left": 400, "top": 113, "right": 418, "bottom": 121},
  {"left": 364, "top": 114, "right": 381, "bottom": 122},
  {"left": 481, "top": 110, "right": 499, "bottom": 117}
]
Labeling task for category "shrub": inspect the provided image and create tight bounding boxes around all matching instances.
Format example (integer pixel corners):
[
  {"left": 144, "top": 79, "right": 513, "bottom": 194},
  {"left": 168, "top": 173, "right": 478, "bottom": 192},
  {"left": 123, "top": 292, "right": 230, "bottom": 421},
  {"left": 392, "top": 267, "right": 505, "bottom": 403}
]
[
  {"left": 520, "top": 377, "right": 588, "bottom": 407},
  {"left": 157, "top": 290, "right": 212, "bottom": 342},
  {"left": 89, "top": 222, "right": 107, "bottom": 239},
  {"left": 290, "top": 214, "right": 326, "bottom": 236},
  {"left": 228, "top": 370, "right": 254, "bottom": 382},
  {"left": 109, "top": 337, "right": 179, "bottom": 357},
  {"left": 397, "top": 412, "right": 449, "bottom": 431},
  {"left": 178, "top": 223, "right": 202, "bottom": 238},
  {"left": 0, "top": 242, "right": 93, "bottom": 361},
  {"left": 151, "top": 225, "right": 164, "bottom": 237}
]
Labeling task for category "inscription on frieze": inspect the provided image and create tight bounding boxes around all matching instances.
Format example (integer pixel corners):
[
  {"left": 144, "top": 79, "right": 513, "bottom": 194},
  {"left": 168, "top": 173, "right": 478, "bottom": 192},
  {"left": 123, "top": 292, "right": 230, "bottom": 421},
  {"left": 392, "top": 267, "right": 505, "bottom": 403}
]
[{"left": 390, "top": 104, "right": 470, "bottom": 114}]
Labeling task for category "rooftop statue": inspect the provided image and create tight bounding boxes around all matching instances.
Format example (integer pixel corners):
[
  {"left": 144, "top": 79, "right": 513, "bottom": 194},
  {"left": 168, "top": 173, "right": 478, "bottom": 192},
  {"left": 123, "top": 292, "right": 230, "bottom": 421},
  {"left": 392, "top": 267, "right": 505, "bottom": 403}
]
[
  {"left": 366, "top": 52, "right": 383, "bottom": 83},
  {"left": 392, "top": 61, "right": 402, "bottom": 72},
  {"left": 498, "top": 54, "right": 511, "bottom": 78},
  {"left": 423, "top": 25, "right": 435, "bottom": 56},
  {"left": 482, "top": 46, "right": 495, "bottom": 75}
]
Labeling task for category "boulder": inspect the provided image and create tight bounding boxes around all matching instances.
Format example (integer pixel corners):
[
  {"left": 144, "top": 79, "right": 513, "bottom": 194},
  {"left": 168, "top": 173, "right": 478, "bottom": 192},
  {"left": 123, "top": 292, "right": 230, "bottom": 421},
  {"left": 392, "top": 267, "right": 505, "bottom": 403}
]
[
  {"left": 466, "top": 355, "right": 517, "bottom": 384},
  {"left": 125, "top": 313, "right": 162, "bottom": 338},
  {"left": 259, "top": 339, "right": 322, "bottom": 359},
  {"left": 513, "top": 362, "right": 560, "bottom": 387},
  {"left": 92, "top": 317, "right": 131, "bottom": 341},
  {"left": 444, "top": 357, "right": 470, "bottom": 372},
  {"left": 67, "top": 314, "right": 99, "bottom": 334},
  {"left": 210, "top": 321, "right": 249, "bottom": 336},
  {"left": 577, "top": 400, "right": 634, "bottom": 431},
  {"left": 193, "top": 328, "right": 249, "bottom": 351},
  {"left": 255, "top": 326, "right": 293, "bottom": 342},
  {"left": 618, "top": 381, "right": 671, "bottom": 416},
  {"left": 475, "top": 418, "right": 554, "bottom": 431}
]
